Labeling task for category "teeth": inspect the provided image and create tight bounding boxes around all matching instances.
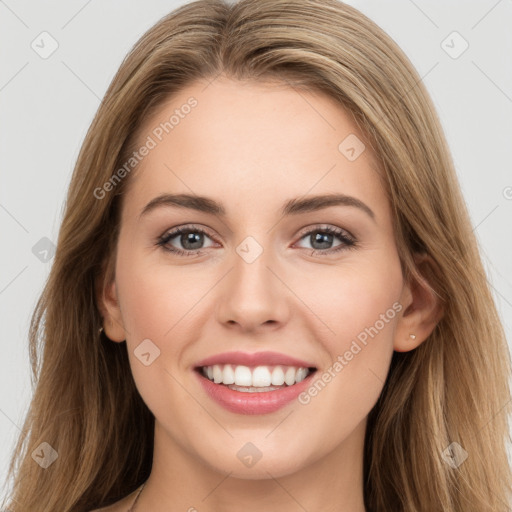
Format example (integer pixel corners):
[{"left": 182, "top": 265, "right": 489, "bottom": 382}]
[
  {"left": 234, "top": 365, "right": 253, "bottom": 386},
  {"left": 284, "top": 366, "right": 296, "bottom": 385},
  {"left": 227, "top": 384, "right": 286, "bottom": 393},
  {"left": 201, "top": 364, "right": 313, "bottom": 387}
]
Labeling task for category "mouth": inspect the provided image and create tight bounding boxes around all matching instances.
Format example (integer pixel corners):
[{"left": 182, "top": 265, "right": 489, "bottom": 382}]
[
  {"left": 194, "top": 363, "right": 318, "bottom": 414},
  {"left": 194, "top": 364, "right": 318, "bottom": 393},
  {"left": 192, "top": 351, "right": 319, "bottom": 414}
]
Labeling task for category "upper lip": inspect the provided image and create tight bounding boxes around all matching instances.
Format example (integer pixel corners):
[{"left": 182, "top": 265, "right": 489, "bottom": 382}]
[{"left": 194, "top": 351, "right": 317, "bottom": 369}]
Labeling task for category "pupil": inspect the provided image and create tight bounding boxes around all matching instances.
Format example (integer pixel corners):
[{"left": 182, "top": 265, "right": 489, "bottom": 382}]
[
  {"left": 182, "top": 232, "right": 203, "bottom": 250},
  {"left": 312, "top": 232, "right": 332, "bottom": 250}
]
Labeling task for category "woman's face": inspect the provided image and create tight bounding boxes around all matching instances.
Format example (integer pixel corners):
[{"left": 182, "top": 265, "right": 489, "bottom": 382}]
[{"left": 102, "top": 77, "right": 415, "bottom": 479}]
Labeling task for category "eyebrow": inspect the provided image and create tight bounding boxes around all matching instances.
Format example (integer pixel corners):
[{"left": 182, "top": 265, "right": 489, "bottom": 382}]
[{"left": 138, "top": 193, "right": 376, "bottom": 221}]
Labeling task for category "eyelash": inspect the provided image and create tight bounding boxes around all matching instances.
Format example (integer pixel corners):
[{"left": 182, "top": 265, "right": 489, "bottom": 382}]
[{"left": 156, "top": 224, "right": 358, "bottom": 257}]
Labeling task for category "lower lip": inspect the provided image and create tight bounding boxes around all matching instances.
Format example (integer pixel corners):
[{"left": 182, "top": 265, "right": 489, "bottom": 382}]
[{"left": 194, "top": 369, "right": 317, "bottom": 415}]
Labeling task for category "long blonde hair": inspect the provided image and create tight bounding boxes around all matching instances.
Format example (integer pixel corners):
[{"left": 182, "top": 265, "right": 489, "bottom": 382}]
[{"left": 3, "top": 0, "right": 511, "bottom": 510}]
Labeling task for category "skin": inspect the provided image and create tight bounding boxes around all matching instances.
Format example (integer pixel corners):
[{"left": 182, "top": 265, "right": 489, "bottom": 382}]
[{"left": 96, "top": 76, "right": 441, "bottom": 512}]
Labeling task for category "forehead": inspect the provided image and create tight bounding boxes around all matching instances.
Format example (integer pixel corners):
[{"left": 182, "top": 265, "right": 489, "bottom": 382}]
[{"left": 122, "top": 77, "right": 389, "bottom": 224}]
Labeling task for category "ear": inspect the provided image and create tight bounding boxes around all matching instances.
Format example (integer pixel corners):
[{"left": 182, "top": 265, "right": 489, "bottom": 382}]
[
  {"left": 96, "top": 257, "right": 127, "bottom": 343},
  {"left": 394, "top": 252, "right": 444, "bottom": 352}
]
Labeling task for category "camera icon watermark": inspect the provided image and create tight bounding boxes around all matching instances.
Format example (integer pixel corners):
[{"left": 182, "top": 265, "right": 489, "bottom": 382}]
[
  {"left": 441, "top": 31, "right": 469, "bottom": 59},
  {"left": 236, "top": 442, "right": 263, "bottom": 468},
  {"left": 134, "top": 338, "right": 161, "bottom": 366},
  {"left": 31, "top": 441, "right": 58, "bottom": 469},
  {"left": 236, "top": 236, "right": 263, "bottom": 264},
  {"left": 338, "top": 134, "right": 366, "bottom": 162},
  {"left": 441, "top": 441, "right": 468, "bottom": 469},
  {"left": 31, "top": 31, "right": 59, "bottom": 59},
  {"left": 32, "top": 237, "right": 56, "bottom": 263}
]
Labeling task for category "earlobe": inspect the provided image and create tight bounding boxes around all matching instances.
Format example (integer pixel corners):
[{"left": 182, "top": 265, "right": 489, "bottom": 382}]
[
  {"left": 97, "top": 277, "right": 127, "bottom": 343},
  {"left": 393, "top": 253, "right": 444, "bottom": 353}
]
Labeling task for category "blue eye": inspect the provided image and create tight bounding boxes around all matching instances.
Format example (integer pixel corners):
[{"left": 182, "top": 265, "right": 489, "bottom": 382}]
[{"left": 156, "top": 225, "right": 357, "bottom": 257}]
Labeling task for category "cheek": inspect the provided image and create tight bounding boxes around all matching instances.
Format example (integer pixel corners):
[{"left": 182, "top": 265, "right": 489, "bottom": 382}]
[
  {"left": 301, "top": 258, "right": 399, "bottom": 371},
  {"left": 116, "top": 247, "right": 209, "bottom": 340},
  {"left": 296, "top": 252, "right": 403, "bottom": 352},
  {"left": 115, "top": 255, "right": 201, "bottom": 418},
  {"left": 294, "top": 254, "right": 402, "bottom": 432}
]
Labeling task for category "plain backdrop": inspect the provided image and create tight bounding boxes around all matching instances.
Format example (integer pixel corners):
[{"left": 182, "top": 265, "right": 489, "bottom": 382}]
[{"left": 1, "top": 0, "right": 511, "bottom": 498}]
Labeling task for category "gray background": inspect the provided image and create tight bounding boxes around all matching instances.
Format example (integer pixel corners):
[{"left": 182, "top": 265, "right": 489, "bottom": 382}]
[{"left": 1, "top": 0, "right": 511, "bottom": 498}]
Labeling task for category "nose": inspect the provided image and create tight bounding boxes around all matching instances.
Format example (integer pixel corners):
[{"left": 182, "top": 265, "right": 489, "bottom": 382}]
[{"left": 215, "top": 243, "right": 291, "bottom": 333}]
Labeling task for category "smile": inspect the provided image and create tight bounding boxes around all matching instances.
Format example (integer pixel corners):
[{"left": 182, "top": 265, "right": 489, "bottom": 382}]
[
  {"left": 194, "top": 364, "right": 318, "bottom": 414},
  {"left": 200, "top": 364, "right": 314, "bottom": 389}
]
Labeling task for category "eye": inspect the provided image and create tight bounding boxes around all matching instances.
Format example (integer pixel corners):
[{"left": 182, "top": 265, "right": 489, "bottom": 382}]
[
  {"left": 294, "top": 225, "right": 357, "bottom": 255},
  {"left": 156, "top": 224, "right": 358, "bottom": 257},
  {"left": 156, "top": 225, "right": 216, "bottom": 257}
]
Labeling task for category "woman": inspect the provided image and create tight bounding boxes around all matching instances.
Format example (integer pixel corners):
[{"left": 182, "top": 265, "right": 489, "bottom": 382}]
[{"left": 3, "top": 0, "right": 511, "bottom": 510}]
